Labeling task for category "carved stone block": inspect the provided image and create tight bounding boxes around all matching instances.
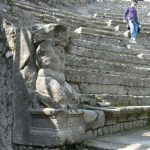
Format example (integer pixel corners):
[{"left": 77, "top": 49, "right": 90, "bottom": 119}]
[{"left": 30, "top": 108, "right": 86, "bottom": 147}]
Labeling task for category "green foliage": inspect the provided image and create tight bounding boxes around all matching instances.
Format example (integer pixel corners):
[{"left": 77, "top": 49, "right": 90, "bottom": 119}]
[
  {"left": 114, "top": 103, "right": 128, "bottom": 107},
  {"left": 94, "top": 94, "right": 103, "bottom": 101},
  {"left": 146, "top": 119, "right": 150, "bottom": 127}
]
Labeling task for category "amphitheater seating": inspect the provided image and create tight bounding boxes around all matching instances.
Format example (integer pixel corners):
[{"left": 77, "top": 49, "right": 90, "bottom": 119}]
[{"left": 10, "top": 1, "right": 150, "bottom": 149}]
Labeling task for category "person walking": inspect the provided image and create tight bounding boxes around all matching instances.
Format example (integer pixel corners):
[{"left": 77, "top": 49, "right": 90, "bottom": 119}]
[{"left": 124, "top": 0, "right": 139, "bottom": 43}]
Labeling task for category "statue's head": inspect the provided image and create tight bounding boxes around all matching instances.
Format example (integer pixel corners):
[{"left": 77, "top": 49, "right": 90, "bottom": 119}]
[{"left": 33, "top": 24, "right": 69, "bottom": 72}]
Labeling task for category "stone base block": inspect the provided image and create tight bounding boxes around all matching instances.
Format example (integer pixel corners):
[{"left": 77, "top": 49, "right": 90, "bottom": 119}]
[{"left": 30, "top": 108, "right": 86, "bottom": 147}]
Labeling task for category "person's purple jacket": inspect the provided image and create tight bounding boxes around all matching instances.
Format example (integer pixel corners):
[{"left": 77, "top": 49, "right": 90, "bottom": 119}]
[{"left": 124, "top": 6, "right": 138, "bottom": 23}]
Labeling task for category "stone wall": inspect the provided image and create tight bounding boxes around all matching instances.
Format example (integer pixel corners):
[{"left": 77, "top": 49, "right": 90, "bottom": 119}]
[{"left": 0, "top": 19, "right": 13, "bottom": 150}]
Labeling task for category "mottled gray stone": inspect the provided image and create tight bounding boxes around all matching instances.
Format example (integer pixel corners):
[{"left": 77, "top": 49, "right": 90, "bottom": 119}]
[
  {"left": 1, "top": 0, "right": 150, "bottom": 149},
  {"left": 0, "top": 21, "right": 13, "bottom": 150},
  {"left": 30, "top": 109, "right": 85, "bottom": 147},
  {"left": 18, "top": 28, "right": 31, "bottom": 69},
  {"left": 102, "top": 126, "right": 109, "bottom": 134},
  {"left": 79, "top": 109, "right": 97, "bottom": 123},
  {"left": 97, "top": 128, "right": 103, "bottom": 136},
  {"left": 13, "top": 23, "right": 85, "bottom": 148},
  {"left": 108, "top": 125, "right": 113, "bottom": 134},
  {"left": 92, "top": 110, "right": 105, "bottom": 129},
  {"left": 86, "top": 130, "right": 93, "bottom": 139},
  {"left": 13, "top": 27, "right": 35, "bottom": 145},
  {"left": 93, "top": 129, "right": 98, "bottom": 137},
  {"left": 85, "top": 128, "right": 150, "bottom": 150}
]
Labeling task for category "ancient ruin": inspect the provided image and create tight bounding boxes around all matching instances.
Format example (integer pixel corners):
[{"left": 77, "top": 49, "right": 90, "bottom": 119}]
[{"left": 1, "top": 0, "right": 150, "bottom": 150}]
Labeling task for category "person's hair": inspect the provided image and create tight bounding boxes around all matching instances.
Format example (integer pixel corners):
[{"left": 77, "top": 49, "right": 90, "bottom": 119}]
[{"left": 130, "top": 0, "right": 138, "bottom": 4}]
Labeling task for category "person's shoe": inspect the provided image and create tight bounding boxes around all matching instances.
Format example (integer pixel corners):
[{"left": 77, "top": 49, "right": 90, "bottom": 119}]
[{"left": 130, "top": 39, "right": 137, "bottom": 43}]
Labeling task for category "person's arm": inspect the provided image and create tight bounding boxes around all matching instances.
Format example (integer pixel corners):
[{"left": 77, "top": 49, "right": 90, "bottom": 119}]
[{"left": 124, "top": 7, "right": 129, "bottom": 21}]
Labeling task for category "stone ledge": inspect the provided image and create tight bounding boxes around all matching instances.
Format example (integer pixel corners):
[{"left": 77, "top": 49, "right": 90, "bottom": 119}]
[
  {"left": 30, "top": 108, "right": 85, "bottom": 147},
  {"left": 65, "top": 57, "right": 150, "bottom": 78},
  {"left": 74, "top": 27, "right": 122, "bottom": 39},
  {"left": 30, "top": 108, "right": 83, "bottom": 116},
  {"left": 83, "top": 105, "right": 150, "bottom": 124},
  {"left": 80, "top": 94, "right": 150, "bottom": 106},
  {"left": 65, "top": 65, "right": 150, "bottom": 79},
  {"left": 65, "top": 68, "right": 150, "bottom": 88},
  {"left": 83, "top": 105, "right": 150, "bottom": 137},
  {"left": 71, "top": 38, "right": 150, "bottom": 55},
  {"left": 68, "top": 48, "right": 150, "bottom": 65}
]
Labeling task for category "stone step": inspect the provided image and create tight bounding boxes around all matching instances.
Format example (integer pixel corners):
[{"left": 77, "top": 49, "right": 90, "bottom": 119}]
[
  {"left": 11, "top": 1, "right": 150, "bottom": 33},
  {"left": 66, "top": 53, "right": 150, "bottom": 77},
  {"left": 11, "top": 1, "right": 88, "bottom": 28},
  {"left": 65, "top": 61, "right": 150, "bottom": 78},
  {"left": 71, "top": 38, "right": 150, "bottom": 55},
  {"left": 11, "top": 1, "right": 116, "bottom": 32},
  {"left": 11, "top": 1, "right": 79, "bottom": 18},
  {"left": 84, "top": 128, "right": 150, "bottom": 150},
  {"left": 12, "top": 0, "right": 150, "bottom": 42},
  {"left": 65, "top": 68, "right": 150, "bottom": 96},
  {"left": 73, "top": 27, "right": 149, "bottom": 48},
  {"left": 82, "top": 105, "right": 150, "bottom": 139},
  {"left": 11, "top": 1, "right": 103, "bottom": 26},
  {"left": 126, "top": 44, "right": 149, "bottom": 51},
  {"left": 83, "top": 105, "right": 150, "bottom": 122},
  {"left": 83, "top": 23, "right": 116, "bottom": 32},
  {"left": 80, "top": 94, "right": 150, "bottom": 106},
  {"left": 91, "top": 11, "right": 150, "bottom": 31},
  {"left": 93, "top": 11, "right": 147, "bottom": 23},
  {"left": 69, "top": 46, "right": 150, "bottom": 66},
  {"left": 74, "top": 26, "right": 150, "bottom": 42},
  {"left": 84, "top": 25, "right": 150, "bottom": 47},
  {"left": 73, "top": 31, "right": 128, "bottom": 48},
  {"left": 93, "top": 12, "right": 123, "bottom": 19},
  {"left": 86, "top": 20, "right": 150, "bottom": 40},
  {"left": 106, "top": 19, "right": 150, "bottom": 34},
  {"left": 65, "top": 67, "right": 150, "bottom": 88},
  {"left": 73, "top": 30, "right": 150, "bottom": 51},
  {"left": 91, "top": 12, "right": 150, "bottom": 33}
]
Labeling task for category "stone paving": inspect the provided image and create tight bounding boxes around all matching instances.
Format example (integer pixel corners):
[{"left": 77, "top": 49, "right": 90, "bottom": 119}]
[{"left": 85, "top": 127, "right": 150, "bottom": 150}]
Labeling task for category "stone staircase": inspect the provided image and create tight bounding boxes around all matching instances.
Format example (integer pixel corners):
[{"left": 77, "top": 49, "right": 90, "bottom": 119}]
[
  {"left": 57, "top": 2, "right": 150, "bottom": 150},
  {"left": 6, "top": 1, "right": 150, "bottom": 149},
  {"left": 66, "top": 2, "right": 150, "bottom": 150},
  {"left": 65, "top": 20, "right": 150, "bottom": 138}
]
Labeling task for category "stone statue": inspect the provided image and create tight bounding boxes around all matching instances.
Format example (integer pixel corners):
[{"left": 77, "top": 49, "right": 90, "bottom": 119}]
[
  {"left": 32, "top": 24, "right": 79, "bottom": 110},
  {"left": 14, "top": 24, "right": 85, "bottom": 147}
]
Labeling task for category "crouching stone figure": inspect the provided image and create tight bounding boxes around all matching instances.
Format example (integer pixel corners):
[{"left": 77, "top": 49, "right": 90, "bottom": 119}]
[
  {"left": 33, "top": 24, "right": 78, "bottom": 110},
  {"left": 30, "top": 24, "right": 85, "bottom": 147}
]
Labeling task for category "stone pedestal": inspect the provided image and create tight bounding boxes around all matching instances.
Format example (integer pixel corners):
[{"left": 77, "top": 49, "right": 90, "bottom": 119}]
[{"left": 30, "top": 108, "right": 86, "bottom": 147}]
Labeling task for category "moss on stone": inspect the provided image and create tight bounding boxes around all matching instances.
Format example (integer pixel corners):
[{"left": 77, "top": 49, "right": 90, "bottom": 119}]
[{"left": 146, "top": 119, "right": 150, "bottom": 127}]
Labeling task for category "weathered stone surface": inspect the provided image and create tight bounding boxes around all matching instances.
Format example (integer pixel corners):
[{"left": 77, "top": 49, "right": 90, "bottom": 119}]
[
  {"left": 13, "top": 23, "right": 86, "bottom": 148},
  {"left": 13, "top": 27, "right": 35, "bottom": 145},
  {"left": 80, "top": 94, "right": 150, "bottom": 107},
  {"left": 1, "top": 0, "right": 150, "bottom": 149},
  {"left": 86, "top": 130, "right": 93, "bottom": 139},
  {"left": 78, "top": 109, "right": 105, "bottom": 130},
  {"left": 0, "top": 137, "right": 13, "bottom": 150},
  {"left": 30, "top": 108, "right": 85, "bottom": 147},
  {"left": 0, "top": 20, "right": 13, "bottom": 150},
  {"left": 92, "top": 110, "right": 105, "bottom": 129},
  {"left": 79, "top": 109, "right": 97, "bottom": 123},
  {"left": 33, "top": 24, "right": 78, "bottom": 109},
  {"left": 85, "top": 128, "right": 150, "bottom": 150}
]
